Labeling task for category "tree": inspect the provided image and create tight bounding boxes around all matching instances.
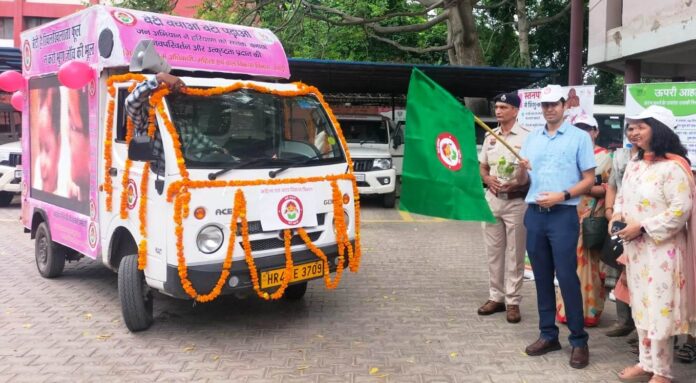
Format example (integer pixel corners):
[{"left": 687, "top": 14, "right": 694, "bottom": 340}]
[{"left": 118, "top": 0, "right": 179, "bottom": 13}]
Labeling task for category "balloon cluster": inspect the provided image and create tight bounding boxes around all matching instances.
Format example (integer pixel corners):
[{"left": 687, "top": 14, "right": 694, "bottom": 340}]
[
  {"left": 0, "top": 60, "right": 93, "bottom": 111},
  {"left": 0, "top": 71, "right": 25, "bottom": 111}
]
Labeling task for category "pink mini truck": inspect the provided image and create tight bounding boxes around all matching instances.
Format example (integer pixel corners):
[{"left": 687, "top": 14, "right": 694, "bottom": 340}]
[{"left": 19, "top": 6, "right": 360, "bottom": 331}]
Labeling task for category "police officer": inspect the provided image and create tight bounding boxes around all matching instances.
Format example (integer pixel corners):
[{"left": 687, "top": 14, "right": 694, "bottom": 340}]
[{"left": 477, "top": 92, "right": 530, "bottom": 324}]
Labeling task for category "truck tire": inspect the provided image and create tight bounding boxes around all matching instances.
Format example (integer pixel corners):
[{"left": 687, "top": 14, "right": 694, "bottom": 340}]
[
  {"left": 35, "top": 222, "right": 66, "bottom": 278},
  {"left": 0, "top": 191, "right": 14, "bottom": 207},
  {"left": 382, "top": 191, "right": 396, "bottom": 208},
  {"left": 118, "top": 254, "right": 153, "bottom": 332},
  {"left": 283, "top": 281, "right": 308, "bottom": 300}
]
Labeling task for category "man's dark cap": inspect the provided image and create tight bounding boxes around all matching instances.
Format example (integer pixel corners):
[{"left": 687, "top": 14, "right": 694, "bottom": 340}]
[{"left": 493, "top": 92, "right": 521, "bottom": 108}]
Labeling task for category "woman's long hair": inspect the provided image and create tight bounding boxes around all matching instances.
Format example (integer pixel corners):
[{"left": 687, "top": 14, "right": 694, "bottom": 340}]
[{"left": 636, "top": 117, "right": 690, "bottom": 164}]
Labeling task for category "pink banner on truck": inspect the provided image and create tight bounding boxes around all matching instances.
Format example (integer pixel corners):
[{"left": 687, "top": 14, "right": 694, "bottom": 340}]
[
  {"left": 21, "top": 6, "right": 290, "bottom": 78},
  {"left": 106, "top": 7, "right": 289, "bottom": 78}
]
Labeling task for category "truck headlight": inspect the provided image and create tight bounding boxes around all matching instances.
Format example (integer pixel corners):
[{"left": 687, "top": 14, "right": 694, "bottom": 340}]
[
  {"left": 196, "top": 225, "right": 224, "bottom": 254},
  {"left": 372, "top": 158, "right": 392, "bottom": 170}
]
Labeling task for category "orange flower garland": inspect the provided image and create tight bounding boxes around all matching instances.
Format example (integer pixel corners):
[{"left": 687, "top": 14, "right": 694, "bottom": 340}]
[
  {"left": 103, "top": 73, "right": 146, "bottom": 213},
  {"left": 105, "top": 74, "right": 362, "bottom": 302},
  {"left": 298, "top": 228, "right": 344, "bottom": 289}
]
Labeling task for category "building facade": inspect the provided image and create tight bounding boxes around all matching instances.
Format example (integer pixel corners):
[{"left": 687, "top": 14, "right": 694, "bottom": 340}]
[
  {"left": 0, "top": 0, "right": 202, "bottom": 49},
  {"left": 589, "top": 0, "right": 696, "bottom": 81}
]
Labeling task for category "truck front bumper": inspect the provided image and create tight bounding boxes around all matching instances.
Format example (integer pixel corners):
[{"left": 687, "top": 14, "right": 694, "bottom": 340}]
[
  {"left": 161, "top": 241, "right": 354, "bottom": 299},
  {"left": 0, "top": 166, "right": 21, "bottom": 193},
  {"left": 355, "top": 168, "right": 396, "bottom": 195}
]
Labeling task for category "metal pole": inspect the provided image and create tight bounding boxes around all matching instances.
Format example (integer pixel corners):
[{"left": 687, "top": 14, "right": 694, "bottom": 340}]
[{"left": 568, "top": 0, "right": 583, "bottom": 85}]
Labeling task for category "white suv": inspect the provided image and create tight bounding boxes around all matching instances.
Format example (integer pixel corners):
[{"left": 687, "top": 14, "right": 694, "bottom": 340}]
[
  {"left": 338, "top": 115, "right": 397, "bottom": 208},
  {"left": 0, "top": 141, "right": 22, "bottom": 206}
]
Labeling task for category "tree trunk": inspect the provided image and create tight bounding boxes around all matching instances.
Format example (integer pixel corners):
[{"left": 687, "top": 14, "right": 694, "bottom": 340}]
[
  {"left": 444, "top": 0, "right": 488, "bottom": 115},
  {"left": 515, "top": 0, "right": 531, "bottom": 67},
  {"left": 446, "top": 0, "right": 485, "bottom": 66}
]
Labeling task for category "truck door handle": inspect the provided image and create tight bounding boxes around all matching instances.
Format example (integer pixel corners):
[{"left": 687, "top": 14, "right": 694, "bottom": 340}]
[{"left": 109, "top": 167, "right": 117, "bottom": 177}]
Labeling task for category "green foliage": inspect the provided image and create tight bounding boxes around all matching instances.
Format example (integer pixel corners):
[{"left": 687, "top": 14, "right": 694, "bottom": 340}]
[
  {"left": 586, "top": 69, "right": 625, "bottom": 104},
  {"left": 118, "top": 0, "right": 178, "bottom": 13}
]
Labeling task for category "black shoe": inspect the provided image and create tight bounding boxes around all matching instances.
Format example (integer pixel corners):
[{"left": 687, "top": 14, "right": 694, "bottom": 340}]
[
  {"left": 569, "top": 346, "right": 589, "bottom": 369},
  {"left": 525, "top": 338, "right": 562, "bottom": 356},
  {"left": 605, "top": 324, "right": 635, "bottom": 337}
]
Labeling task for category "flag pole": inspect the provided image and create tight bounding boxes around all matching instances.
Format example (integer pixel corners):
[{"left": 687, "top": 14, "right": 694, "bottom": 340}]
[{"left": 473, "top": 116, "right": 524, "bottom": 163}]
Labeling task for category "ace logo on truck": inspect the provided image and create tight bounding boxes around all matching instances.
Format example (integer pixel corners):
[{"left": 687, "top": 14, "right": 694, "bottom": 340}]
[{"left": 277, "top": 195, "right": 303, "bottom": 226}]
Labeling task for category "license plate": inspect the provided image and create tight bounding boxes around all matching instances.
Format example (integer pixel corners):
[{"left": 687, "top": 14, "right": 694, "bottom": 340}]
[
  {"left": 260, "top": 260, "right": 324, "bottom": 289},
  {"left": 355, "top": 173, "right": 365, "bottom": 182}
]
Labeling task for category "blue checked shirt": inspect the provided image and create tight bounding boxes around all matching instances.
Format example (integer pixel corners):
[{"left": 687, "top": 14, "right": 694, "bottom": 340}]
[{"left": 125, "top": 78, "right": 221, "bottom": 174}]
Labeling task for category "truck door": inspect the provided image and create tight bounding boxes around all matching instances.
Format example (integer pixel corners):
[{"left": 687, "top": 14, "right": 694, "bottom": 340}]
[{"left": 390, "top": 120, "right": 404, "bottom": 176}]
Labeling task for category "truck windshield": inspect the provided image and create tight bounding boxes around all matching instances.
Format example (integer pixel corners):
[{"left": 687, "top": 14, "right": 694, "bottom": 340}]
[
  {"left": 166, "top": 89, "right": 345, "bottom": 169},
  {"left": 340, "top": 119, "right": 389, "bottom": 144}
]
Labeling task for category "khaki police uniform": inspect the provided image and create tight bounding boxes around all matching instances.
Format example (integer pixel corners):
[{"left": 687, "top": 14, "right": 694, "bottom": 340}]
[{"left": 478, "top": 122, "right": 529, "bottom": 305}]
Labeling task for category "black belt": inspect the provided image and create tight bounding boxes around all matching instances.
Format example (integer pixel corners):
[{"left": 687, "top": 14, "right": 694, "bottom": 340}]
[
  {"left": 492, "top": 190, "right": 527, "bottom": 200},
  {"left": 528, "top": 203, "right": 575, "bottom": 213}
]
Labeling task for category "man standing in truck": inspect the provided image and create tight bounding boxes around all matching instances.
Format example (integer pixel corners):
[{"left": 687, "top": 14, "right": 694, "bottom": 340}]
[{"left": 125, "top": 72, "right": 227, "bottom": 174}]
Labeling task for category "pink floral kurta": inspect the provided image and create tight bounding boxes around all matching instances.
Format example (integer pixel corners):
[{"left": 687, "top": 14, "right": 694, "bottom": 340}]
[{"left": 616, "top": 159, "right": 694, "bottom": 339}]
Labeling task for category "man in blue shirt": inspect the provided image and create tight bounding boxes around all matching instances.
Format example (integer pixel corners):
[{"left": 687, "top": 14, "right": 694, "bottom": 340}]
[{"left": 516, "top": 85, "right": 596, "bottom": 369}]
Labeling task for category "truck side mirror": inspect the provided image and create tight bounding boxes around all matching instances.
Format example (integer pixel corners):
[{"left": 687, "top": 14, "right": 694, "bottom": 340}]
[
  {"left": 128, "top": 136, "right": 156, "bottom": 162},
  {"left": 392, "top": 134, "right": 403, "bottom": 149}
]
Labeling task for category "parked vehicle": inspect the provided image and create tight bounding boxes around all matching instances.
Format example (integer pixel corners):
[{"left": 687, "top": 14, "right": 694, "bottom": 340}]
[
  {"left": 0, "top": 140, "right": 21, "bottom": 206},
  {"left": 20, "top": 6, "right": 359, "bottom": 331},
  {"left": 338, "top": 114, "right": 399, "bottom": 208},
  {"left": 594, "top": 104, "right": 625, "bottom": 150}
]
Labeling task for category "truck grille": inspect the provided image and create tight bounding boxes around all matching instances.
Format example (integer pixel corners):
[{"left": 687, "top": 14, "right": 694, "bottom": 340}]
[
  {"left": 243, "top": 230, "right": 322, "bottom": 252},
  {"left": 234, "top": 214, "right": 325, "bottom": 236},
  {"left": 353, "top": 159, "right": 373, "bottom": 172},
  {"left": 8, "top": 153, "right": 21, "bottom": 167}
]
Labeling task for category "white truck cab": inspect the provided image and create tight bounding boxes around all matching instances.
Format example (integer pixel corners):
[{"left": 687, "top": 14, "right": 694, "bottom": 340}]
[
  {"left": 19, "top": 6, "right": 361, "bottom": 332},
  {"left": 0, "top": 140, "right": 21, "bottom": 206},
  {"left": 337, "top": 115, "right": 398, "bottom": 208}
]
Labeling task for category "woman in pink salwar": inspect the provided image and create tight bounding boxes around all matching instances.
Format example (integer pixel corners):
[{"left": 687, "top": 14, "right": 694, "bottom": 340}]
[{"left": 612, "top": 105, "right": 696, "bottom": 383}]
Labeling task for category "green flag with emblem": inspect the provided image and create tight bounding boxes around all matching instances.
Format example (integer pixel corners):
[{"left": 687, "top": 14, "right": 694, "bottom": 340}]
[{"left": 400, "top": 68, "right": 494, "bottom": 222}]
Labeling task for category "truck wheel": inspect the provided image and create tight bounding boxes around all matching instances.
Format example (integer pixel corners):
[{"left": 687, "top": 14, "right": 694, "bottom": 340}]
[
  {"left": 0, "top": 191, "right": 14, "bottom": 207},
  {"left": 118, "top": 254, "right": 153, "bottom": 332},
  {"left": 35, "top": 222, "right": 66, "bottom": 278},
  {"left": 283, "top": 282, "right": 308, "bottom": 300},
  {"left": 382, "top": 191, "right": 396, "bottom": 208}
]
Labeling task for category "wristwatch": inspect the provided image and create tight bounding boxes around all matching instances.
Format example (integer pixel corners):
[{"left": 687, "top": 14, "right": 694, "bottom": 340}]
[{"left": 563, "top": 191, "right": 571, "bottom": 201}]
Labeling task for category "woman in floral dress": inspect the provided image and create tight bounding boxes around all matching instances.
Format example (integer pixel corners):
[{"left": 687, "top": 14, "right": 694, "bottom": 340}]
[
  {"left": 556, "top": 115, "right": 611, "bottom": 326},
  {"left": 612, "top": 106, "right": 696, "bottom": 383}
]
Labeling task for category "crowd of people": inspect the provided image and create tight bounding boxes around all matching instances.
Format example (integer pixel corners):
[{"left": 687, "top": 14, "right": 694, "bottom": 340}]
[{"left": 479, "top": 85, "right": 696, "bottom": 382}]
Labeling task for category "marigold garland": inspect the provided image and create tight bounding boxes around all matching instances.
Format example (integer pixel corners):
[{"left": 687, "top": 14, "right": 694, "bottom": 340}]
[
  {"left": 298, "top": 228, "right": 344, "bottom": 289},
  {"left": 105, "top": 74, "right": 362, "bottom": 302},
  {"left": 103, "top": 74, "right": 146, "bottom": 213}
]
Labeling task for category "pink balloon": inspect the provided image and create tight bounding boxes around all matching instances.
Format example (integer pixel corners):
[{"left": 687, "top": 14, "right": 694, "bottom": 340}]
[
  {"left": 10, "top": 91, "right": 24, "bottom": 112},
  {"left": 0, "top": 71, "right": 25, "bottom": 92},
  {"left": 57, "top": 60, "right": 93, "bottom": 89}
]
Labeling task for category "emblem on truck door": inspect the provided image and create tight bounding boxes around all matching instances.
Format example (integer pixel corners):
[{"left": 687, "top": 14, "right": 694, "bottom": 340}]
[
  {"left": 126, "top": 179, "right": 138, "bottom": 209},
  {"left": 277, "top": 195, "right": 303, "bottom": 226}
]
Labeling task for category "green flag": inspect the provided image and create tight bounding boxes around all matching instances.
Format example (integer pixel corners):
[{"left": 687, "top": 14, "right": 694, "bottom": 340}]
[{"left": 400, "top": 68, "right": 494, "bottom": 222}]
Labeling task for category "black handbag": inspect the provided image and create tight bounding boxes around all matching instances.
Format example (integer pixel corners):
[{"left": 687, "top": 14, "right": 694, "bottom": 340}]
[
  {"left": 600, "top": 235, "right": 624, "bottom": 269},
  {"left": 582, "top": 202, "right": 608, "bottom": 250}
]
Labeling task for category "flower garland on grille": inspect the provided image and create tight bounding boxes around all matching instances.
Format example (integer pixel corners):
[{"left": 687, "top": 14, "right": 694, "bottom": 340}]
[{"left": 105, "top": 75, "right": 361, "bottom": 302}]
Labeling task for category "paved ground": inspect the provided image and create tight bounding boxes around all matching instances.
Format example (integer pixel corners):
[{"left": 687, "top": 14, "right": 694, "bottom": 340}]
[{"left": 1, "top": 194, "right": 695, "bottom": 382}]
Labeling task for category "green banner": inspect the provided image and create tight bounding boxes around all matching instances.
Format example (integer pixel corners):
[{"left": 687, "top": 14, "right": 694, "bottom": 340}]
[
  {"left": 400, "top": 68, "right": 494, "bottom": 222},
  {"left": 628, "top": 83, "right": 696, "bottom": 117}
]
